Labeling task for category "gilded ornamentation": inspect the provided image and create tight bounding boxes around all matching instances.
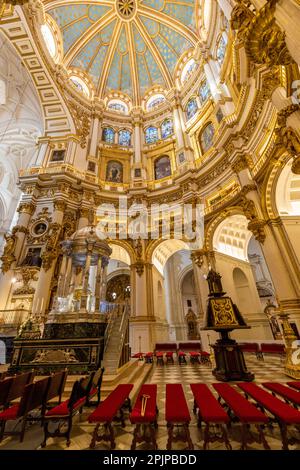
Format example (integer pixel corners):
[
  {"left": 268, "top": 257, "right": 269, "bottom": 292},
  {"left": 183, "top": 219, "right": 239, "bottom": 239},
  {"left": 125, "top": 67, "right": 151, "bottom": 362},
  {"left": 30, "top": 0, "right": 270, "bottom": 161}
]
[
  {"left": 244, "top": 0, "right": 293, "bottom": 67},
  {"left": 133, "top": 262, "right": 144, "bottom": 277},
  {"left": 0, "top": 232, "right": 16, "bottom": 273},
  {"left": 53, "top": 200, "right": 67, "bottom": 212},
  {"left": 13, "top": 267, "right": 38, "bottom": 295},
  {"left": 18, "top": 202, "right": 35, "bottom": 215},
  {"left": 241, "top": 197, "right": 266, "bottom": 243},
  {"left": 231, "top": 155, "right": 252, "bottom": 174},
  {"left": 276, "top": 106, "right": 300, "bottom": 175},
  {"left": 230, "top": 0, "right": 255, "bottom": 41},
  {"left": 41, "top": 222, "right": 62, "bottom": 271},
  {"left": 68, "top": 101, "right": 91, "bottom": 148}
]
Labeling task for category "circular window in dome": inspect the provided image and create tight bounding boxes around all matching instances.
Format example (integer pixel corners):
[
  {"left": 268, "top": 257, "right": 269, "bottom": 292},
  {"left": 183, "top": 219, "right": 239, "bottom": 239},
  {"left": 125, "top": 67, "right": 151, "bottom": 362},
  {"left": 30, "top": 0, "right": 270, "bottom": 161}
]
[
  {"left": 69, "top": 76, "right": 90, "bottom": 98},
  {"left": 146, "top": 94, "right": 165, "bottom": 111},
  {"left": 41, "top": 23, "right": 56, "bottom": 59}
]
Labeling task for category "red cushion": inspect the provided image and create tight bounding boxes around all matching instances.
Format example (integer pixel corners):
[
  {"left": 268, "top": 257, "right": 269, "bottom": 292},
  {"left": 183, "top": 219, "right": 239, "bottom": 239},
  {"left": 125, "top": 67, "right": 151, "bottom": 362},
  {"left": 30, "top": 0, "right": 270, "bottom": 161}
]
[
  {"left": 191, "top": 384, "right": 229, "bottom": 423},
  {"left": 132, "top": 353, "right": 144, "bottom": 358},
  {"left": 263, "top": 382, "right": 300, "bottom": 406},
  {"left": 287, "top": 381, "right": 300, "bottom": 391},
  {"left": 130, "top": 384, "right": 157, "bottom": 424},
  {"left": 88, "top": 384, "right": 133, "bottom": 423},
  {"left": 213, "top": 383, "right": 268, "bottom": 423},
  {"left": 145, "top": 352, "right": 153, "bottom": 357},
  {"left": 190, "top": 351, "right": 200, "bottom": 357},
  {"left": 166, "top": 352, "right": 173, "bottom": 357},
  {"left": 165, "top": 384, "right": 190, "bottom": 423},
  {"left": 156, "top": 352, "right": 164, "bottom": 358},
  {"left": 45, "top": 397, "right": 86, "bottom": 417},
  {"left": 200, "top": 351, "right": 210, "bottom": 357},
  {"left": 238, "top": 383, "right": 300, "bottom": 424},
  {"left": 178, "top": 351, "right": 186, "bottom": 357},
  {"left": 0, "top": 404, "right": 19, "bottom": 421}
]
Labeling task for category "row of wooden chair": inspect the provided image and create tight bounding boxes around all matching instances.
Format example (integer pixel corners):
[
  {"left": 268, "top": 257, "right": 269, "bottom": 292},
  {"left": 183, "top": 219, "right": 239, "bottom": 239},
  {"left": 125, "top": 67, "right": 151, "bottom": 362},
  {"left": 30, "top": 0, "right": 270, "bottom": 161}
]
[{"left": 0, "top": 368, "right": 104, "bottom": 445}]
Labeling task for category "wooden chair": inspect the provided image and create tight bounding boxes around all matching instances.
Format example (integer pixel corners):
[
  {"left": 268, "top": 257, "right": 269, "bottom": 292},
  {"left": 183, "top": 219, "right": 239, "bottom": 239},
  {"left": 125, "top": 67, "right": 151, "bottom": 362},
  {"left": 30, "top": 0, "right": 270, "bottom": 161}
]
[{"left": 86, "top": 368, "right": 105, "bottom": 407}]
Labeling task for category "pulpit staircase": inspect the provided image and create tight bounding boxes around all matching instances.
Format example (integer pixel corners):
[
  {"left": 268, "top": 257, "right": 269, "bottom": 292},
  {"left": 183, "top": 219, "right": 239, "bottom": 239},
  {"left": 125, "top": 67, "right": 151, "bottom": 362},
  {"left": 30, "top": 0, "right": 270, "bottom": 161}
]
[{"left": 101, "top": 302, "right": 130, "bottom": 374}]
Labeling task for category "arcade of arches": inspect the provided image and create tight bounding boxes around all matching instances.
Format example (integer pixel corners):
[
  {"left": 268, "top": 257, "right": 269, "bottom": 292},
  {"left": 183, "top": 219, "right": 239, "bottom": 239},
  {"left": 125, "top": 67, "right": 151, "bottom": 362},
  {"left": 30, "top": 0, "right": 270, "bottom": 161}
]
[{"left": 1, "top": 0, "right": 300, "bottom": 451}]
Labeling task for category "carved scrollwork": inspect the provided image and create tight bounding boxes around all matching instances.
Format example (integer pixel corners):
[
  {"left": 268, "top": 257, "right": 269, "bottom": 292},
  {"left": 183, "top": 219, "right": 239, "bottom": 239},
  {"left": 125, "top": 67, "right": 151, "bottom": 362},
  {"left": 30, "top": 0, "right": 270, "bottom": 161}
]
[
  {"left": 41, "top": 222, "right": 62, "bottom": 271},
  {"left": 276, "top": 105, "right": 300, "bottom": 174},
  {"left": 0, "top": 232, "right": 17, "bottom": 273}
]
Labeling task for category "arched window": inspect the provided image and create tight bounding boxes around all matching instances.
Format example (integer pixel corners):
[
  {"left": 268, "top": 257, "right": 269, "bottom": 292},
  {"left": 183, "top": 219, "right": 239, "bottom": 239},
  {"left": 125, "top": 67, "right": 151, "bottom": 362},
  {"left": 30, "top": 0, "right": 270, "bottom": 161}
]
[
  {"left": 181, "top": 59, "right": 197, "bottom": 84},
  {"left": 108, "top": 100, "right": 128, "bottom": 114},
  {"left": 200, "top": 122, "right": 215, "bottom": 153},
  {"left": 146, "top": 94, "right": 165, "bottom": 111},
  {"left": 145, "top": 126, "right": 159, "bottom": 144},
  {"left": 186, "top": 98, "right": 198, "bottom": 120},
  {"left": 118, "top": 129, "right": 131, "bottom": 147},
  {"left": 161, "top": 119, "right": 173, "bottom": 139},
  {"left": 102, "top": 127, "right": 115, "bottom": 144},
  {"left": 106, "top": 160, "right": 123, "bottom": 183},
  {"left": 69, "top": 76, "right": 90, "bottom": 97},
  {"left": 154, "top": 155, "right": 171, "bottom": 180},
  {"left": 216, "top": 35, "right": 227, "bottom": 64},
  {"left": 199, "top": 80, "right": 211, "bottom": 105},
  {"left": 41, "top": 23, "right": 57, "bottom": 58}
]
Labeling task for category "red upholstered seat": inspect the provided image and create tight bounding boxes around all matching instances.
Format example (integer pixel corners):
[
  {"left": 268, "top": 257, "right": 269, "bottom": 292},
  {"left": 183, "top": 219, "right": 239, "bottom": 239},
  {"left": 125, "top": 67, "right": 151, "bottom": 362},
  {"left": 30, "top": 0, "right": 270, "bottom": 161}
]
[
  {"left": 88, "top": 384, "right": 133, "bottom": 423},
  {"left": 132, "top": 353, "right": 144, "bottom": 358},
  {"left": 190, "top": 384, "right": 229, "bottom": 423},
  {"left": 165, "top": 384, "right": 190, "bottom": 423},
  {"left": 145, "top": 352, "right": 153, "bottom": 357},
  {"left": 190, "top": 351, "right": 200, "bottom": 356},
  {"left": 238, "top": 383, "right": 300, "bottom": 424},
  {"left": 89, "top": 387, "right": 98, "bottom": 397},
  {"left": 45, "top": 397, "right": 86, "bottom": 417},
  {"left": 0, "top": 404, "right": 20, "bottom": 421},
  {"left": 287, "top": 381, "right": 300, "bottom": 391},
  {"left": 130, "top": 384, "right": 157, "bottom": 423},
  {"left": 166, "top": 352, "right": 173, "bottom": 357},
  {"left": 262, "top": 382, "right": 300, "bottom": 406},
  {"left": 213, "top": 383, "right": 268, "bottom": 423},
  {"left": 178, "top": 351, "right": 186, "bottom": 357},
  {"left": 156, "top": 351, "right": 164, "bottom": 357}
]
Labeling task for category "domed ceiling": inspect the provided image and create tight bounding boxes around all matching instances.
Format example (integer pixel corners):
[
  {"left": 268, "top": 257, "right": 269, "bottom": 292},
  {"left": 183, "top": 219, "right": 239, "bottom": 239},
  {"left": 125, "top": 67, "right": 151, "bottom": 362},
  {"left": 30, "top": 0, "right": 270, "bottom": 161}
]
[{"left": 45, "top": 0, "right": 199, "bottom": 103}]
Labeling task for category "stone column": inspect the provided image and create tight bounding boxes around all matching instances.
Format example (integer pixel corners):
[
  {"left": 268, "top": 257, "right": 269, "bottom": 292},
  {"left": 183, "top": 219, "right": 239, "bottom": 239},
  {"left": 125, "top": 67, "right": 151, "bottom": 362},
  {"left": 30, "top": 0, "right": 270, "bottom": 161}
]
[
  {"left": 131, "top": 108, "right": 145, "bottom": 181},
  {"left": 14, "top": 202, "right": 36, "bottom": 263},
  {"left": 33, "top": 200, "right": 66, "bottom": 317},
  {"left": 57, "top": 240, "right": 72, "bottom": 297},
  {"left": 99, "top": 256, "right": 109, "bottom": 303},
  {"left": 94, "top": 255, "right": 103, "bottom": 311},
  {"left": 168, "top": 89, "right": 194, "bottom": 165},
  {"left": 80, "top": 239, "right": 95, "bottom": 310}
]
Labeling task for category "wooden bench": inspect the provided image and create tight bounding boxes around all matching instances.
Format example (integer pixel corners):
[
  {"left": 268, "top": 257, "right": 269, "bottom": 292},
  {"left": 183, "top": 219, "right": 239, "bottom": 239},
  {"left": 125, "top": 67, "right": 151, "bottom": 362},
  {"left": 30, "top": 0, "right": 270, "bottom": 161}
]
[
  {"left": 238, "top": 382, "right": 300, "bottom": 449},
  {"left": 260, "top": 343, "right": 285, "bottom": 360},
  {"left": 41, "top": 377, "right": 89, "bottom": 448},
  {"left": 88, "top": 383, "right": 133, "bottom": 449},
  {"left": 240, "top": 343, "right": 262, "bottom": 359},
  {"left": 0, "top": 377, "right": 50, "bottom": 442},
  {"left": 130, "top": 384, "right": 158, "bottom": 450},
  {"left": 165, "top": 384, "right": 193, "bottom": 450},
  {"left": 41, "top": 370, "right": 68, "bottom": 421},
  {"left": 262, "top": 382, "right": 300, "bottom": 409},
  {"left": 287, "top": 381, "right": 300, "bottom": 392},
  {"left": 4, "top": 371, "right": 34, "bottom": 409},
  {"left": 86, "top": 368, "right": 105, "bottom": 407},
  {"left": 190, "top": 383, "right": 231, "bottom": 450},
  {"left": 213, "top": 383, "right": 270, "bottom": 450}
]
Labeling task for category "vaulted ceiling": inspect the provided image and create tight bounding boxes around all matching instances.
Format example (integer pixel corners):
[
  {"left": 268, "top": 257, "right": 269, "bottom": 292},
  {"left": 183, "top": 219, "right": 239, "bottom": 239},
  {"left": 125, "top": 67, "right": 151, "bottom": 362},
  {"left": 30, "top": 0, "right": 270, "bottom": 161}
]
[{"left": 45, "top": 0, "right": 199, "bottom": 102}]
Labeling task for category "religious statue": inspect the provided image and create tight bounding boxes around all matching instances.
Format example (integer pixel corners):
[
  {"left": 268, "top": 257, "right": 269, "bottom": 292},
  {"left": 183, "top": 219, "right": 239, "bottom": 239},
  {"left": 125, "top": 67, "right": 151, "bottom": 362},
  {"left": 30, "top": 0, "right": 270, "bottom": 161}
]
[
  {"left": 206, "top": 268, "right": 224, "bottom": 296},
  {"left": 0, "top": 232, "right": 16, "bottom": 273},
  {"left": 276, "top": 125, "right": 300, "bottom": 175}
]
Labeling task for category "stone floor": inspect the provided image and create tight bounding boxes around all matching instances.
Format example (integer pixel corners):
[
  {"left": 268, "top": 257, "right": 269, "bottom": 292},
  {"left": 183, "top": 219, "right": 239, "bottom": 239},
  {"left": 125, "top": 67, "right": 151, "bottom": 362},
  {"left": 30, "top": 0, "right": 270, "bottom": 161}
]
[{"left": 0, "top": 354, "right": 299, "bottom": 451}]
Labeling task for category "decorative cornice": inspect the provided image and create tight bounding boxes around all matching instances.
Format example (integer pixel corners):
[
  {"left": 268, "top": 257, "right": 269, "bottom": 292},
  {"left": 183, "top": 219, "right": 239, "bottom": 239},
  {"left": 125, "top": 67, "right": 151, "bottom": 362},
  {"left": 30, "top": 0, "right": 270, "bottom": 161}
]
[{"left": 18, "top": 202, "right": 36, "bottom": 216}]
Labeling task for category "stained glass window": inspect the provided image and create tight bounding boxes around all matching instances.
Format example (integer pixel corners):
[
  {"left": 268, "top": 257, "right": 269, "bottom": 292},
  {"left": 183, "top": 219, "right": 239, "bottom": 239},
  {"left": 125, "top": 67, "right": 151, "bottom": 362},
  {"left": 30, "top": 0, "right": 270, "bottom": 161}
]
[
  {"left": 186, "top": 98, "right": 198, "bottom": 121},
  {"left": 161, "top": 119, "right": 173, "bottom": 139},
  {"left": 181, "top": 59, "right": 197, "bottom": 83},
  {"left": 108, "top": 100, "right": 128, "bottom": 114},
  {"left": 102, "top": 127, "right": 115, "bottom": 144},
  {"left": 199, "top": 80, "right": 211, "bottom": 105},
  {"left": 200, "top": 123, "right": 215, "bottom": 153},
  {"left": 118, "top": 129, "right": 131, "bottom": 146},
  {"left": 217, "top": 36, "right": 227, "bottom": 64},
  {"left": 145, "top": 126, "right": 159, "bottom": 144},
  {"left": 146, "top": 94, "right": 165, "bottom": 111}
]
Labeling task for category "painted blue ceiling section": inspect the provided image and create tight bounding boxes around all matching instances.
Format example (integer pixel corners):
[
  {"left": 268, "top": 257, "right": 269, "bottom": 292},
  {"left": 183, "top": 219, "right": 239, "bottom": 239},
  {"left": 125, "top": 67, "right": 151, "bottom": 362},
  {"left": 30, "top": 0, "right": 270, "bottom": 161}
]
[
  {"left": 140, "top": 0, "right": 196, "bottom": 30},
  {"left": 48, "top": 4, "right": 111, "bottom": 52},
  {"left": 106, "top": 27, "right": 133, "bottom": 96}
]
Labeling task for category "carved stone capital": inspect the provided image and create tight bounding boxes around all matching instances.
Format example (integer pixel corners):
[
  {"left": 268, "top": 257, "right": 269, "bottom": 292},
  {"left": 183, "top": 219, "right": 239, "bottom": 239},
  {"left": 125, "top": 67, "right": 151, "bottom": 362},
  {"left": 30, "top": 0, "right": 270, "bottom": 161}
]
[
  {"left": 132, "top": 261, "right": 145, "bottom": 277},
  {"left": 54, "top": 200, "right": 67, "bottom": 212},
  {"left": 247, "top": 219, "right": 267, "bottom": 243},
  {"left": 240, "top": 184, "right": 257, "bottom": 196},
  {"left": 18, "top": 202, "right": 36, "bottom": 215},
  {"left": 231, "top": 155, "right": 251, "bottom": 174}
]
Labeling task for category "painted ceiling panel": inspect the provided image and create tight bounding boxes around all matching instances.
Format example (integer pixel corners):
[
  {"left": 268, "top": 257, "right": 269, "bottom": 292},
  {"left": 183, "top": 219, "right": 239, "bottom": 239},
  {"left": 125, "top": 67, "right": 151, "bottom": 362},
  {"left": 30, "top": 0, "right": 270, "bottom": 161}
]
[{"left": 46, "top": 0, "right": 198, "bottom": 102}]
